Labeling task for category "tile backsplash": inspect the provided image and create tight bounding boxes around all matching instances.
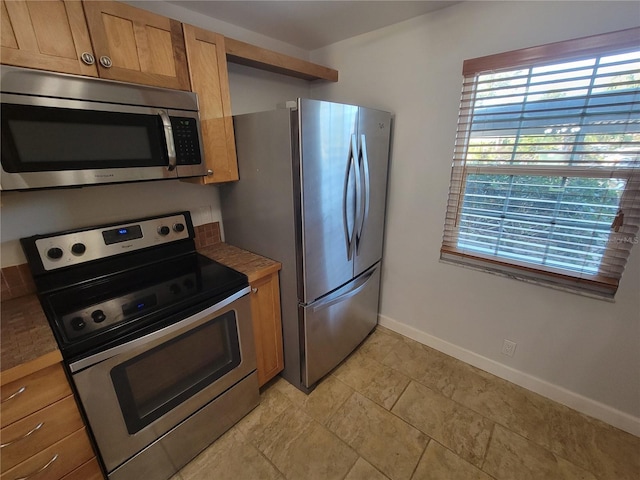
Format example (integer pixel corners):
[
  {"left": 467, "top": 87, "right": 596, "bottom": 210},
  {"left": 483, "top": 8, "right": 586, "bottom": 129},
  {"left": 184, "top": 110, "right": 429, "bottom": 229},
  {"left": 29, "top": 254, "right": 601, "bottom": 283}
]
[
  {"left": 1, "top": 264, "right": 36, "bottom": 300},
  {"left": 194, "top": 221, "right": 221, "bottom": 250}
]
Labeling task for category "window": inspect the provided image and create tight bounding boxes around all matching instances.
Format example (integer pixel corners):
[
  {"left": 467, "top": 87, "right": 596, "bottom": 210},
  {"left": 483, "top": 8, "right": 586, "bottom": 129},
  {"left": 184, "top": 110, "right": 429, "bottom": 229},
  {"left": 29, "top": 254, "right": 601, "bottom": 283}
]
[{"left": 441, "top": 28, "right": 640, "bottom": 298}]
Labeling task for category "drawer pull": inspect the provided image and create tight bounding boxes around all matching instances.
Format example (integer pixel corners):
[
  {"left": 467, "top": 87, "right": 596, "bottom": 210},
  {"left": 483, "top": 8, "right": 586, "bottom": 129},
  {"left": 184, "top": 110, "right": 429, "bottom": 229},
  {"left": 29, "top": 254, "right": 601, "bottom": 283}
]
[
  {"left": 14, "top": 454, "right": 58, "bottom": 480},
  {"left": 1, "top": 422, "right": 44, "bottom": 448},
  {"left": 1, "top": 386, "right": 26, "bottom": 403}
]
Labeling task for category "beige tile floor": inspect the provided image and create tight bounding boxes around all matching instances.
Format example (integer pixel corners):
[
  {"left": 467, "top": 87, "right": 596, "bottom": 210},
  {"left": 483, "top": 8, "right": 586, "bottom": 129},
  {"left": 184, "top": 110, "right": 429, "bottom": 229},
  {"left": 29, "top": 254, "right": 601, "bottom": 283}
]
[{"left": 171, "top": 327, "right": 639, "bottom": 480}]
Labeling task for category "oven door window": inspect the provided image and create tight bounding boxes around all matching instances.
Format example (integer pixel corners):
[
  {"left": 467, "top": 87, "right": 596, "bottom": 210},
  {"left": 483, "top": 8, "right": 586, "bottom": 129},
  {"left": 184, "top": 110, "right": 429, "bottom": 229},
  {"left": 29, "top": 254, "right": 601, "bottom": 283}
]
[
  {"left": 1, "top": 103, "right": 168, "bottom": 172},
  {"left": 110, "top": 310, "right": 241, "bottom": 434}
]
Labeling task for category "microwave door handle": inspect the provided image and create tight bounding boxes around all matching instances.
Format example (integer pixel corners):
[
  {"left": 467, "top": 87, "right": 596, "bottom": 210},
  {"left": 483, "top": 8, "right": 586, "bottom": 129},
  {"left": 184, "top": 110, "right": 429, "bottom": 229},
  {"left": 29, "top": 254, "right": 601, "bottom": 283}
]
[{"left": 158, "top": 110, "right": 177, "bottom": 171}]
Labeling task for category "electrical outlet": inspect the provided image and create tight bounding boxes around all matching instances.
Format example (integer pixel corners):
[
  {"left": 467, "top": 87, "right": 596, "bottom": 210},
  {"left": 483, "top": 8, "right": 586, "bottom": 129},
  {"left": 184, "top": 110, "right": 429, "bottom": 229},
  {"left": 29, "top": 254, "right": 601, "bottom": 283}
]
[{"left": 501, "top": 339, "right": 517, "bottom": 357}]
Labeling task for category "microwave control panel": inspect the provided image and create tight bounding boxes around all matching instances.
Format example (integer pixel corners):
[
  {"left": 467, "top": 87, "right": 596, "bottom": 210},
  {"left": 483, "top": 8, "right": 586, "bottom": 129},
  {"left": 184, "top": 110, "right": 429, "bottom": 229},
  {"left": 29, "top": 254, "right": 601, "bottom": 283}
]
[{"left": 171, "top": 117, "right": 202, "bottom": 165}]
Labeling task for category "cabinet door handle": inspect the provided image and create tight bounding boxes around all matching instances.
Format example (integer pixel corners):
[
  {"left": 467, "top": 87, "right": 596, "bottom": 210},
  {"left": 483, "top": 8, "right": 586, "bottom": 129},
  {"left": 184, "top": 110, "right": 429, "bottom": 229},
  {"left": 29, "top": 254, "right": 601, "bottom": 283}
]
[
  {"left": 251, "top": 287, "right": 258, "bottom": 294},
  {"left": 1, "top": 422, "right": 44, "bottom": 448},
  {"left": 99, "top": 55, "right": 113, "bottom": 68},
  {"left": 81, "top": 52, "right": 95, "bottom": 65},
  {"left": 14, "top": 454, "right": 58, "bottom": 480},
  {"left": 1, "top": 386, "right": 26, "bottom": 403}
]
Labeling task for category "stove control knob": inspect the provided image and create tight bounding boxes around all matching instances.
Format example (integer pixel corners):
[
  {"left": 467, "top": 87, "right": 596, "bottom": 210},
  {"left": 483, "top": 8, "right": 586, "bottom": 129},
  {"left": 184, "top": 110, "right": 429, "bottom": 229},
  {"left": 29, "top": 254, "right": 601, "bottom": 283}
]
[
  {"left": 169, "top": 283, "right": 181, "bottom": 295},
  {"left": 70, "top": 317, "right": 86, "bottom": 331},
  {"left": 173, "top": 223, "right": 185, "bottom": 233},
  {"left": 47, "top": 247, "right": 64, "bottom": 260},
  {"left": 71, "top": 243, "right": 86, "bottom": 255},
  {"left": 158, "top": 226, "right": 170, "bottom": 236},
  {"left": 91, "top": 309, "right": 106, "bottom": 323}
]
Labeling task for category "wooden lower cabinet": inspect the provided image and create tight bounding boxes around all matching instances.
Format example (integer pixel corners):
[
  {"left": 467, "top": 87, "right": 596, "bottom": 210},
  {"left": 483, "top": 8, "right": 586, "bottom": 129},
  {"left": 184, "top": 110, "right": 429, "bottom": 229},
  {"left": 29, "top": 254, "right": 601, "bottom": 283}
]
[
  {"left": 0, "top": 359, "right": 103, "bottom": 480},
  {"left": 61, "top": 458, "right": 103, "bottom": 480},
  {"left": 0, "top": 363, "right": 71, "bottom": 429},
  {"left": 1, "top": 396, "right": 84, "bottom": 472},
  {"left": 2, "top": 429, "right": 95, "bottom": 480},
  {"left": 250, "top": 272, "right": 284, "bottom": 386}
]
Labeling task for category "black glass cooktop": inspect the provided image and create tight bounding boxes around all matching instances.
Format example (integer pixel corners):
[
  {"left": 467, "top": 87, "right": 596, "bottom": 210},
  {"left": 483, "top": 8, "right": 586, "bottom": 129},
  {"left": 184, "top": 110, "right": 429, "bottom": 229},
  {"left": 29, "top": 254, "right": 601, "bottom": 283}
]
[{"left": 40, "top": 253, "right": 248, "bottom": 360}]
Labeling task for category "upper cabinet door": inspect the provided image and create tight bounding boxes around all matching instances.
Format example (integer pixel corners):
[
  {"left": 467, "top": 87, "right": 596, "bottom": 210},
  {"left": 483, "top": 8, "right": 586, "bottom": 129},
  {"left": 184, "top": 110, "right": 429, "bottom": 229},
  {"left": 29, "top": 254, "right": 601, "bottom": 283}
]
[
  {"left": 82, "top": 1, "right": 190, "bottom": 90},
  {"left": 183, "top": 24, "right": 238, "bottom": 183},
  {"left": 1, "top": 0, "right": 97, "bottom": 76}
]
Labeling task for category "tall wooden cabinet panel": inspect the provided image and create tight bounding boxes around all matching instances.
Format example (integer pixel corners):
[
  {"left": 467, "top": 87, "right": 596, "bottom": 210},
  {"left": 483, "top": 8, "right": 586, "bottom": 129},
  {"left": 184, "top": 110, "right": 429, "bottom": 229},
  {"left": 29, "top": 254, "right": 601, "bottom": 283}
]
[
  {"left": 250, "top": 273, "right": 284, "bottom": 386},
  {"left": 183, "top": 24, "right": 238, "bottom": 183},
  {"left": 0, "top": 0, "right": 97, "bottom": 76},
  {"left": 82, "top": 1, "right": 190, "bottom": 90}
]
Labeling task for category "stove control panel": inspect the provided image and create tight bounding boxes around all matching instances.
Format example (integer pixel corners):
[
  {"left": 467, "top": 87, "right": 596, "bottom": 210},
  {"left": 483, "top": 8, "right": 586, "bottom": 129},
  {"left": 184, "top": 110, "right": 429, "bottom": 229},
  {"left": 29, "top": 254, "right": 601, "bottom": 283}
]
[
  {"left": 31, "top": 213, "right": 192, "bottom": 272},
  {"left": 61, "top": 272, "right": 198, "bottom": 339}
]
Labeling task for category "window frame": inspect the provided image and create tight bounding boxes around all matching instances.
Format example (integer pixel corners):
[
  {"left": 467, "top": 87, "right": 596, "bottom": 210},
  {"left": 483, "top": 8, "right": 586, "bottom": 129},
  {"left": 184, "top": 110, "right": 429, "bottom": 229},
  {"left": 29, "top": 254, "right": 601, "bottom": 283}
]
[{"left": 441, "top": 27, "right": 640, "bottom": 299}]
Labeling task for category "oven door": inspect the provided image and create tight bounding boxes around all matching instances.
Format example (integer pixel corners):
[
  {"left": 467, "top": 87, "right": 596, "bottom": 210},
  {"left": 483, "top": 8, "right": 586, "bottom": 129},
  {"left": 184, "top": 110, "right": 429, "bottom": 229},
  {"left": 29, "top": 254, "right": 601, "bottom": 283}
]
[{"left": 70, "top": 287, "right": 255, "bottom": 473}]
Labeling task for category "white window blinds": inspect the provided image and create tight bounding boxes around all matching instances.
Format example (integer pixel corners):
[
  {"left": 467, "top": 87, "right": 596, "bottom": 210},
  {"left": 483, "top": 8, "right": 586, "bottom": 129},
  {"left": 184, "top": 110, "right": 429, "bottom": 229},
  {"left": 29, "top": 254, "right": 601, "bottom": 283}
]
[{"left": 441, "top": 28, "right": 640, "bottom": 298}]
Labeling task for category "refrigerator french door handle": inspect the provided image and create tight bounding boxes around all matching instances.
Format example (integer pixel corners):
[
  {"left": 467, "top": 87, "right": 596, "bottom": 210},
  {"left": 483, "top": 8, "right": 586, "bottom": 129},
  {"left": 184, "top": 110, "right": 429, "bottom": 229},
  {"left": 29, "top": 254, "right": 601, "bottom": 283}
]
[
  {"left": 343, "top": 136, "right": 358, "bottom": 260},
  {"left": 312, "top": 268, "right": 376, "bottom": 312},
  {"left": 352, "top": 135, "right": 362, "bottom": 256},
  {"left": 356, "top": 134, "right": 371, "bottom": 250}
]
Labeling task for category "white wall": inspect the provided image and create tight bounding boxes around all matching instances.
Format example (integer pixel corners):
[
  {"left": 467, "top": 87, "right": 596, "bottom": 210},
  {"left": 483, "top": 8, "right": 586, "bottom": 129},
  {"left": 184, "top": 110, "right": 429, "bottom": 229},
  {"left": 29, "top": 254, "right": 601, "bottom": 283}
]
[
  {"left": 0, "top": 1, "right": 310, "bottom": 267},
  {"left": 0, "top": 181, "right": 220, "bottom": 266},
  {"left": 227, "top": 63, "right": 309, "bottom": 115},
  {"left": 310, "top": 1, "right": 640, "bottom": 434}
]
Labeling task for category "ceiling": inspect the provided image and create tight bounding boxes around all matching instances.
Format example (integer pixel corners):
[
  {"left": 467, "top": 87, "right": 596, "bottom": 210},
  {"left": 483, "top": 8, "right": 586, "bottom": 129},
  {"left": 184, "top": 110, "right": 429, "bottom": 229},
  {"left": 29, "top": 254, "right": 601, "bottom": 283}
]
[{"left": 169, "top": 1, "right": 458, "bottom": 50}]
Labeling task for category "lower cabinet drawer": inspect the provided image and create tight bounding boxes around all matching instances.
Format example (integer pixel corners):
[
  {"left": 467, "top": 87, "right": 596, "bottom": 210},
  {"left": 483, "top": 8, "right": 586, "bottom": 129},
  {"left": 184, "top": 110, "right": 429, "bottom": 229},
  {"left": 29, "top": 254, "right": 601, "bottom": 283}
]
[
  {"left": 1, "top": 428, "right": 94, "bottom": 480},
  {"left": 1, "top": 396, "right": 84, "bottom": 473},
  {"left": 61, "top": 458, "right": 104, "bottom": 480},
  {"left": 0, "top": 363, "right": 71, "bottom": 429}
]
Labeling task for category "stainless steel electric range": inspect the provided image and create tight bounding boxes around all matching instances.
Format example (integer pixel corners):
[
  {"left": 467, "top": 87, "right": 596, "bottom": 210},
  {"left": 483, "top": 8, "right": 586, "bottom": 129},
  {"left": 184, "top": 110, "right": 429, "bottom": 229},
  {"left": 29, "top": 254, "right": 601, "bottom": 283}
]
[{"left": 21, "top": 211, "right": 259, "bottom": 480}]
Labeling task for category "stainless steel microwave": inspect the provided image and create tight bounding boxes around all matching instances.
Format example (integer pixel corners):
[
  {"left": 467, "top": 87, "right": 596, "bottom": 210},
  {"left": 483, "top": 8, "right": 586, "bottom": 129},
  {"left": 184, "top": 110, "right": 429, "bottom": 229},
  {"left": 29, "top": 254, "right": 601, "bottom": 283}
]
[{"left": 1, "top": 66, "right": 207, "bottom": 190}]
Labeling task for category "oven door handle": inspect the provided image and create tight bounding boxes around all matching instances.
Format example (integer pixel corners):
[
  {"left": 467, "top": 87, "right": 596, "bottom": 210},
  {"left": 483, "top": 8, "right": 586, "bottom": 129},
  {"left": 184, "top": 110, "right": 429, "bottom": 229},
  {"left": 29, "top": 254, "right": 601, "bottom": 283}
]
[{"left": 69, "top": 286, "right": 250, "bottom": 373}]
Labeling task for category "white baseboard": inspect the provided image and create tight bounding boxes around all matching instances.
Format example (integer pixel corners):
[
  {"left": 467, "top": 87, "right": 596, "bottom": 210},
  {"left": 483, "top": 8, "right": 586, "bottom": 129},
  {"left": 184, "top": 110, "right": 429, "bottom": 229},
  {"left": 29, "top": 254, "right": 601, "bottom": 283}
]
[{"left": 378, "top": 314, "right": 640, "bottom": 437}]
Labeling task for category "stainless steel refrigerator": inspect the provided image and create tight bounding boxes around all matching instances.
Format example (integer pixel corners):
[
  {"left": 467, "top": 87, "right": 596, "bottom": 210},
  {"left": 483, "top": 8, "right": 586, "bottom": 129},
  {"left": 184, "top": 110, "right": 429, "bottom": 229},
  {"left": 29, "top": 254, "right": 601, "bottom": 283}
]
[{"left": 221, "top": 98, "right": 391, "bottom": 391}]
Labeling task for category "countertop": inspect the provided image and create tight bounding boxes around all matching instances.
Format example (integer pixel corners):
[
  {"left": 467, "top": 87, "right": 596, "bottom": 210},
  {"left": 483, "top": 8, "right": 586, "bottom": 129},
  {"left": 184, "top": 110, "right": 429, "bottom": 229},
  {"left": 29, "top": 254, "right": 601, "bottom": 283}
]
[
  {"left": 1, "top": 294, "right": 60, "bottom": 376},
  {"left": 0, "top": 243, "right": 281, "bottom": 375},
  {"left": 198, "top": 243, "right": 281, "bottom": 283}
]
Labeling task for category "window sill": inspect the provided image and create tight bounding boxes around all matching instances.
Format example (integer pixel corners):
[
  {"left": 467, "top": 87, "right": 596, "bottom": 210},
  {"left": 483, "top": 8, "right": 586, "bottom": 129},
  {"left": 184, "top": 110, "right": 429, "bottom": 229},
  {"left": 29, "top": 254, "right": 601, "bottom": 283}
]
[{"left": 439, "top": 247, "right": 618, "bottom": 302}]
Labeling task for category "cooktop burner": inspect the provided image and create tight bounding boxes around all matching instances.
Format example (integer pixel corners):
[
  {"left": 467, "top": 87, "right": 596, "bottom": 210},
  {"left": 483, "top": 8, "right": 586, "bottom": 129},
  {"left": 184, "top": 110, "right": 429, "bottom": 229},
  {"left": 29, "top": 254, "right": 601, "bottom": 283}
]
[{"left": 20, "top": 211, "right": 248, "bottom": 360}]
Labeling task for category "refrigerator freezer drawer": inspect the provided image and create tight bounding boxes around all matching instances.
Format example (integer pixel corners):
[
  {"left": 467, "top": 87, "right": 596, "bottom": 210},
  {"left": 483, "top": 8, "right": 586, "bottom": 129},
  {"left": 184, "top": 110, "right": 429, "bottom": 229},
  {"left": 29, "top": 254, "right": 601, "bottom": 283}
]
[{"left": 302, "top": 264, "right": 381, "bottom": 388}]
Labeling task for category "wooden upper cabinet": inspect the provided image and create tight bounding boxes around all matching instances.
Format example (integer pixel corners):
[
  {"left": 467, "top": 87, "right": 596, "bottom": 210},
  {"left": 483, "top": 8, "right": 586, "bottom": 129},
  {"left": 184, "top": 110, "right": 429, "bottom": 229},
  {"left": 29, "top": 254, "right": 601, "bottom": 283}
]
[
  {"left": 183, "top": 24, "right": 238, "bottom": 183},
  {"left": 0, "top": 0, "right": 97, "bottom": 76},
  {"left": 82, "top": 1, "right": 190, "bottom": 90}
]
